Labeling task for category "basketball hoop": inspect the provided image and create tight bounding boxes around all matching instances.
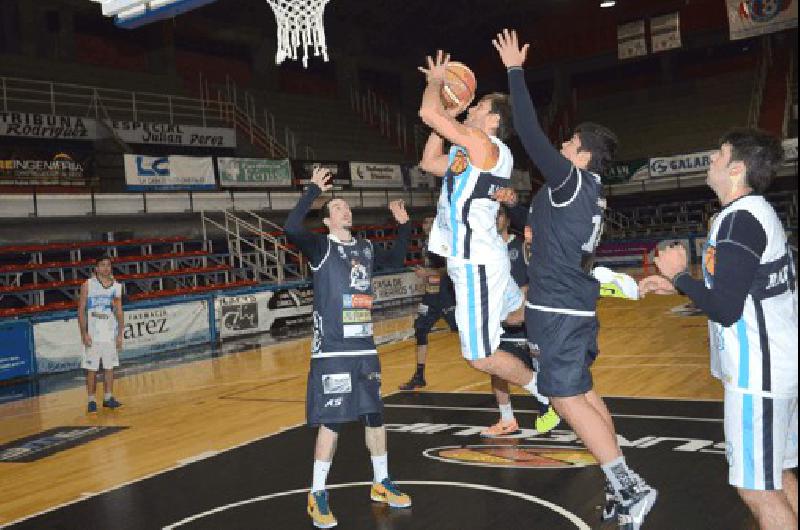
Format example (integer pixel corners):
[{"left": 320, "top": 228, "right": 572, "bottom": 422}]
[{"left": 266, "top": 0, "right": 330, "bottom": 68}]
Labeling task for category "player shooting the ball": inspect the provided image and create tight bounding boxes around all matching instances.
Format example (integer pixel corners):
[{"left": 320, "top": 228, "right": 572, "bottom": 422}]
[{"left": 417, "top": 50, "right": 560, "bottom": 435}]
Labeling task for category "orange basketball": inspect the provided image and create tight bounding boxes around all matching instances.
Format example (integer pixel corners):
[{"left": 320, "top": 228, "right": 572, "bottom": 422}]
[{"left": 441, "top": 61, "right": 477, "bottom": 110}]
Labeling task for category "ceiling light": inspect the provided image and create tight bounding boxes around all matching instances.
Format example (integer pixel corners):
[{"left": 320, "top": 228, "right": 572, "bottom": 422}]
[{"left": 600, "top": 1, "right": 616, "bottom": 7}]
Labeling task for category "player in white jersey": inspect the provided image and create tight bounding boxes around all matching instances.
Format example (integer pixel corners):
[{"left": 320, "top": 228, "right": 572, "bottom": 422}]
[
  {"left": 641, "top": 129, "right": 797, "bottom": 529},
  {"left": 418, "top": 50, "right": 550, "bottom": 431},
  {"left": 77, "top": 255, "right": 124, "bottom": 413}
]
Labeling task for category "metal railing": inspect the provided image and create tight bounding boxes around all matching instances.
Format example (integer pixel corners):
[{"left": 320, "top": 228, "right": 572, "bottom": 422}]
[
  {"left": 200, "top": 209, "right": 306, "bottom": 283},
  {"left": 349, "top": 84, "right": 413, "bottom": 156},
  {"left": 747, "top": 36, "right": 773, "bottom": 128}
]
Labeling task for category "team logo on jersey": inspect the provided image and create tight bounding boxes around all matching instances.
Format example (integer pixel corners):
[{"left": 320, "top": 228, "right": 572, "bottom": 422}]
[
  {"left": 426, "top": 444, "right": 597, "bottom": 469},
  {"left": 337, "top": 245, "right": 348, "bottom": 260},
  {"left": 508, "top": 248, "right": 519, "bottom": 261},
  {"left": 449, "top": 150, "right": 469, "bottom": 175},
  {"left": 363, "top": 245, "right": 372, "bottom": 260},
  {"left": 350, "top": 260, "right": 370, "bottom": 291},
  {"left": 342, "top": 309, "right": 371, "bottom": 324},
  {"left": 322, "top": 373, "right": 352, "bottom": 394}
]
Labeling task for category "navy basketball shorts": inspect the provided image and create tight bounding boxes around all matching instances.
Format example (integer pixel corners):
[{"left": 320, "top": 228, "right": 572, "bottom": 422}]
[
  {"left": 306, "top": 355, "right": 383, "bottom": 426},
  {"left": 526, "top": 307, "right": 599, "bottom": 397}
]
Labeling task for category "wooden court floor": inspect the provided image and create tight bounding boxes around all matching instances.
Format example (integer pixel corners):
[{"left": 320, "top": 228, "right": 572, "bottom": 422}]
[{"left": 0, "top": 292, "right": 721, "bottom": 526}]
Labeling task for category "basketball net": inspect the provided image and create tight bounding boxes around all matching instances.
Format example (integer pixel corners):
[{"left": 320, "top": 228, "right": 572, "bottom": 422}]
[{"left": 266, "top": 0, "right": 330, "bottom": 68}]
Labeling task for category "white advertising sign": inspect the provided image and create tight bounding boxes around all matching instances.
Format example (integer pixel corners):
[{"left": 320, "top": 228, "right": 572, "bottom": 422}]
[
  {"left": 350, "top": 162, "right": 404, "bottom": 188},
  {"left": 618, "top": 20, "right": 647, "bottom": 60},
  {"left": 651, "top": 12, "right": 682, "bottom": 52},
  {"left": 108, "top": 121, "right": 236, "bottom": 148},
  {"left": 0, "top": 112, "right": 98, "bottom": 140},
  {"left": 33, "top": 300, "right": 210, "bottom": 373},
  {"left": 124, "top": 154, "right": 216, "bottom": 190},
  {"left": 648, "top": 150, "right": 715, "bottom": 178}
]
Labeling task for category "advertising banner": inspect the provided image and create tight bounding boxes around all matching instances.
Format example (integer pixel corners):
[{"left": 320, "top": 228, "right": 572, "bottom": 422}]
[
  {"left": 404, "top": 165, "right": 436, "bottom": 190},
  {"left": 0, "top": 149, "right": 94, "bottom": 186},
  {"left": 33, "top": 300, "right": 211, "bottom": 373},
  {"left": 216, "top": 272, "right": 425, "bottom": 340},
  {"left": 107, "top": 121, "right": 236, "bottom": 148},
  {"left": 651, "top": 12, "right": 682, "bottom": 52},
  {"left": 783, "top": 137, "right": 797, "bottom": 162},
  {"left": 349, "top": 162, "right": 404, "bottom": 188},
  {"left": 124, "top": 154, "right": 216, "bottom": 190},
  {"left": 618, "top": 20, "right": 647, "bottom": 59},
  {"left": 0, "top": 112, "right": 97, "bottom": 140},
  {"left": 0, "top": 321, "right": 33, "bottom": 382},
  {"left": 727, "top": 0, "right": 797, "bottom": 40},
  {"left": 291, "top": 160, "right": 350, "bottom": 190},
  {"left": 603, "top": 159, "right": 650, "bottom": 183},
  {"left": 648, "top": 150, "right": 715, "bottom": 178},
  {"left": 218, "top": 158, "right": 292, "bottom": 187}
]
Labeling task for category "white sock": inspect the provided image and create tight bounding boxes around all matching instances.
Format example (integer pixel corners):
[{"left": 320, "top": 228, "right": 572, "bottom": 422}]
[
  {"left": 498, "top": 402, "right": 514, "bottom": 421},
  {"left": 104, "top": 392, "right": 112, "bottom": 401},
  {"left": 312, "top": 460, "right": 332, "bottom": 492},
  {"left": 88, "top": 395, "right": 96, "bottom": 403},
  {"left": 523, "top": 374, "right": 549, "bottom": 405},
  {"left": 601, "top": 456, "right": 637, "bottom": 494},
  {"left": 371, "top": 454, "right": 389, "bottom": 484}
]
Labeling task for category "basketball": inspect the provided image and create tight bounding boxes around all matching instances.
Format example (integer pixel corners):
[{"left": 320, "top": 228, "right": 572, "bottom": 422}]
[{"left": 441, "top": 61, "right": 477, "bottom": 110}]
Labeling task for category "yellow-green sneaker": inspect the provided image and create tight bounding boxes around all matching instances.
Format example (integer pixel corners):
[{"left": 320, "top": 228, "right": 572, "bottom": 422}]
[{"left": 535, "top": 405, "right": 561, "bottom": 434}]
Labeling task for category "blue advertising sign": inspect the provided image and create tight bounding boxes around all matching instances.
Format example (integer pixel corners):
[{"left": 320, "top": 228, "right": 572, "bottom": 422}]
[{"left": 0, "top": 320, "right": 33, "bottom": 381}]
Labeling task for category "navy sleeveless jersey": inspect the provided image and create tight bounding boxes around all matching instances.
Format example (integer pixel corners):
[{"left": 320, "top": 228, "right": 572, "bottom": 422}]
[{"left": 310, "top": 236, "right": 377, "bottom": 358}]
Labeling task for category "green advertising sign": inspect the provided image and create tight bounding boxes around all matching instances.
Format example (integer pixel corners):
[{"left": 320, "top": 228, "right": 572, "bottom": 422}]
[{"left": 217, "top": 158, "right": 292, "bottom": 187}]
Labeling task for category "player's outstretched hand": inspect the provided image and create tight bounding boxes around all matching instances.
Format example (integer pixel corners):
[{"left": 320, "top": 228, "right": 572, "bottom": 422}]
[
  {"left": 492, "top": 29, "right": 530, "bottom": 69},
  {"left": 654, "top": 243, "right": 688, "bottom": 281},
  {"left": 638, "top": 275, "right": 677, "bottom": 297},
  {"left": 492, "top": 187, "right": 518, "bottom": 206},
  {"left": 418, "top": 50, "right": 450, "bottom": 83},
  {"left": 388, "top": 199, "right": 410, "bottom": 224},
  {"left": 310, "top": 167, "right": 333, "bottom": 192}
]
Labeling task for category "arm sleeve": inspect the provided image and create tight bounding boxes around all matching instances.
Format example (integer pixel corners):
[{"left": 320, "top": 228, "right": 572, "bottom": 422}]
[
  {"left": 283, "top": 184, "right": 327, "bottom": 266},
  {"left": 374, "top": 222, "right": 412, "bottom": 271},
  {"left": 507, "top": 68, "right": 575, "bottom": 191},
  {"left": 673, "top": 211, "right": 767, "bottom": 327}
]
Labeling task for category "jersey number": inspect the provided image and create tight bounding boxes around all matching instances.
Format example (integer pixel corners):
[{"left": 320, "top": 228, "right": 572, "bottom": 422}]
[{"left": 582, "top": 215, "right": 604, "bottom": 253}]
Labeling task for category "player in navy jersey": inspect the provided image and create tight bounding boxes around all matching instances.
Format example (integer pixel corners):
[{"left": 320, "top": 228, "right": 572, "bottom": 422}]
[
  {"left": 418, "top": 51, "right": 552, "bottom": 429},
  {"left": 641, "top": 129, "right": 797, "bottom": 529},
  {"left": 493, "top": 30, "right": 656, "bottom": 529},
  {"left": 284, "top": 168, "right": 413, "bottom": 528},
  {"left": 399, "top": 216, "right": 458, "bottom": 390},
  {"left": 482, "top": 206, "right": 555, "bottom": 436}
]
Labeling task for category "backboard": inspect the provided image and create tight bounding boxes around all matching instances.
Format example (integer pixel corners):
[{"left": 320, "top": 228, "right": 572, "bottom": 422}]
[{"left": 90, "top": 0, "right": 219, "bottom": 29}]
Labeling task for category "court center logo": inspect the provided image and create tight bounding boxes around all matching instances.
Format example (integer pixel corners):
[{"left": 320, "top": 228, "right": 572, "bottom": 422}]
[{"left": 424, "top": 444, "right": 597, "bottom": 469}]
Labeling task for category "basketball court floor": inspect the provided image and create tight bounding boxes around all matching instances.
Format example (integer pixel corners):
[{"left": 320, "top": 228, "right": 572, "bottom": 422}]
[{"left": 0, "top": 293, "right": 763, "bottom": 529}]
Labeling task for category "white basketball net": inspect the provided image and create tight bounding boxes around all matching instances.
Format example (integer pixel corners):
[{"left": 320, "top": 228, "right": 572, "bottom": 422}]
[{"left": 266, "top": 0, "right": 330, "bottom": 68}]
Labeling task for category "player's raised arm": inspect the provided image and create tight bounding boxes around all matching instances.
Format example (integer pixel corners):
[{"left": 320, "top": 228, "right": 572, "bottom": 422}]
[
  {"left": 493, "top": 30, "right": 572, "bottom": 187},
  {"left": 419, "top": 131, "right": 449, "bottom": 177},
  {"left": 283, "top": 167, "right": 332, "bottom": 267},
  {"left": 418, "top": 50, "right": 496, "bottom": 170}
]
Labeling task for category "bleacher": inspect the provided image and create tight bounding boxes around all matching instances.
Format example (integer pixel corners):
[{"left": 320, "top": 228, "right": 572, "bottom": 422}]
[
  {"left": 578, "top": 69, "right": 755, "bottom": 161},
  {"left": 608, "top": 189, "right": 797, "bottom": 239},
  {"left": 0, "top": 219, "right": 427, "bottom": 317}
]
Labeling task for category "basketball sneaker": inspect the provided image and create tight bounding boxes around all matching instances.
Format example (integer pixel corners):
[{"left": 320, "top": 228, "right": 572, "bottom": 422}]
[
  {"left": 398, "top": 375, "right": 426, "bottom": 391},
  {"left": 102, "top": 397, "right": 122, "bottom": 409},
  {"left": 370, "top": 478, "right": 412, "bottom": 508},
  {"left": 617, "top": 480, "right": 658, "bottom": 530},
  {"left": 592, "top": 266, "right": 639, "bottom": 300},
  {"left": 480, "top": 418, "right": 520, "bottom": 437},
  {"left": 535, "top": 405, "right": 561, "bottom": 434},
  {"left": 87, "top": 401, "right": 97, "bottom": 413},
  {"left": 307, "top": 490, "right": 337, "bottom": 528},
  {"left": 601, "top": 478, "right": 621, "bottom": 521}
]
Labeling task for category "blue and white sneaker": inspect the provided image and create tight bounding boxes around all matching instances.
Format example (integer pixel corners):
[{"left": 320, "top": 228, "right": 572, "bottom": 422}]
[{"left": 102, "top": 397, "right": 122, "bottom": 409}]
